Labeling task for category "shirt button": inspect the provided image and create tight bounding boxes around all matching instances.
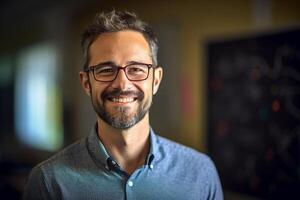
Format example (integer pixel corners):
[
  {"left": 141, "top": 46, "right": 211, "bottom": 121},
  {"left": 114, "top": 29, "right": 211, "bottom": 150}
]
[
  {"left": 128, "top": 181, "right": 134, "bottom": 187},
  {"left": 150, "top": 164, "right": 154, "bottom": 169},
  {"left": 111, "top": 160, "right": 116, "bottom": 165}
]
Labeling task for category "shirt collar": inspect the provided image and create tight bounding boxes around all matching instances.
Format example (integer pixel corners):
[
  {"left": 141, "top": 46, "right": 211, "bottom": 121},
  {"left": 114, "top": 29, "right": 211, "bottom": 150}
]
[
  {"left": 86, "top": 124, "right": 160, "bottom": 168},
  {"left": 146, "top": 128, "right": 159, "bottom": 165},
  {"left": 86, "top": 124, "right": 110, "bottom": 167}
]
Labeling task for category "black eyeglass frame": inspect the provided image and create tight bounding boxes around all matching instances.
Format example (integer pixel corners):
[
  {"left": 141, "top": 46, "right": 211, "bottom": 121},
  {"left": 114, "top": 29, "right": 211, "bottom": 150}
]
[{"left": 84, "top": 62, "right": 158, "bottom": 82}]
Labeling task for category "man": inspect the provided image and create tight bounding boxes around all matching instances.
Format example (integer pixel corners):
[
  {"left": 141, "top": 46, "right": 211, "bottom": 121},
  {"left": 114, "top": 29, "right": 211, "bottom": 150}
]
[{"left": 23, "top": 10, "right": 223, "bottom": 200}]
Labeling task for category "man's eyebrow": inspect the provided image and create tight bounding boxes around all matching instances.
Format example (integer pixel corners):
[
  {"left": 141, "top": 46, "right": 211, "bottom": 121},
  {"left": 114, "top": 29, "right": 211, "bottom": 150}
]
[
  {"left": 93, "top": 61, "right": 116, "bottom": 67},
  {"left": 93, "top": 60, "right": 150, "bottom": 67},
  {"left": 126, "top": 60, "right": 150, "bottom": 65}
]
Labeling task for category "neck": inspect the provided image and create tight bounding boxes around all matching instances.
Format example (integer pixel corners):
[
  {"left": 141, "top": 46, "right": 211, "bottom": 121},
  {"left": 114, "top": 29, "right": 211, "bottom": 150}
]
[{"left": 97, "top": 114, "right": 150, "bottom": 175}]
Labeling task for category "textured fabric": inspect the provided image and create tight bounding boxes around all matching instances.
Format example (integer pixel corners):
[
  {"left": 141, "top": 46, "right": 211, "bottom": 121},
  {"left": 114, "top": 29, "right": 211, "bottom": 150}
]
[{"left": 23, "top": 125, "right": 223, "bottom": 200}]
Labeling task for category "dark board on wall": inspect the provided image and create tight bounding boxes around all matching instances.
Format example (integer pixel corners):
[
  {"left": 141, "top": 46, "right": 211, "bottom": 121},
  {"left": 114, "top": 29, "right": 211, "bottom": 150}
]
[{"left": 207, "top": 28, "right": 300, "bottom": 199}]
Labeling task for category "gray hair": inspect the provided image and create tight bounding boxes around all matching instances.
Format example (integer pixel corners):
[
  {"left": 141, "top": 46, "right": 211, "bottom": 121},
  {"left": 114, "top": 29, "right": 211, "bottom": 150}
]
[{"left": 81, "top": 10, "right": 159, "bottom": 70}]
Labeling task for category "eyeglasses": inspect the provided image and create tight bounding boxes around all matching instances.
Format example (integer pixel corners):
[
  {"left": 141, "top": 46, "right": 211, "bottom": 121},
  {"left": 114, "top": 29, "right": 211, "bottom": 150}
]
[{"left": 84, "top": 62, "right": 157, "bottom": 82}]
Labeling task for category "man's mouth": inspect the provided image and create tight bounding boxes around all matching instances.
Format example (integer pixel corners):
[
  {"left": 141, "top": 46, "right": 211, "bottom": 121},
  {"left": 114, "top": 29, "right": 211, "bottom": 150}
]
[
  {"left": 102, "top": 89, "right": 143, "bottom": 104},
  {"left": 108, "top": 97, "right": 137, "bottom": 103}
]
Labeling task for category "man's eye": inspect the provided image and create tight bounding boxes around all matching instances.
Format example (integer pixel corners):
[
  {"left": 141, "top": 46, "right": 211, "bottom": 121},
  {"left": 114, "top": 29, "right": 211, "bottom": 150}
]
[
  {"left": 95, "top": 67, "right": 114, "bottom": 74},
  {"left": 131, "top": 68, "right": 143, "bottom": 72},
  {"left": 128, "top": 66, "right": 147, "bottom": 73}
]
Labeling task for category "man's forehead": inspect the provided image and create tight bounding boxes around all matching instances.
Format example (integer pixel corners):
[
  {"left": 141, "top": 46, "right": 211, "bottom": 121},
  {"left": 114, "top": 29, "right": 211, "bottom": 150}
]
[
  {"left": 91, "top": 30, "right": 150, "bottom": 49},
  {"left": 88, "top": 30, "right": 152, "bottom": 66}
]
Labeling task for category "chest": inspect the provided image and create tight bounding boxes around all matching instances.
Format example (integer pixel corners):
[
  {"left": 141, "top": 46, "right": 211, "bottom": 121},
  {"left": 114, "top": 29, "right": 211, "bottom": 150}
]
[{"left": 53, "top": 168, "right": 206, "bottom": 200}]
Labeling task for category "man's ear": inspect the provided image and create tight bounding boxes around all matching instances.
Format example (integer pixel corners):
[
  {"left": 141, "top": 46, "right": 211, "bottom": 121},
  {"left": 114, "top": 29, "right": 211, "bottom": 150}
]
[
  {"left": 153, "top": 67, "right": 163, "bottom": 95},
  {"left": 79, "top": 71, "right": 91, "bottom": 96}
]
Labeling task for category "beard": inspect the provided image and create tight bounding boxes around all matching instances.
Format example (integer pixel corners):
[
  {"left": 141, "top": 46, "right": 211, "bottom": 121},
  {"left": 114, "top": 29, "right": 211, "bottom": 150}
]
[{"left": 91, "top": 88, "right": 152, "bottom": 129}]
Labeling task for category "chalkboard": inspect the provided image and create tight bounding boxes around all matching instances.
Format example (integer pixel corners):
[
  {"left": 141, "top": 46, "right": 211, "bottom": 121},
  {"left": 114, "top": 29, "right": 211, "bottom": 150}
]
[{"left": 207, "top": 28, "right": 300, "bottom": 199}]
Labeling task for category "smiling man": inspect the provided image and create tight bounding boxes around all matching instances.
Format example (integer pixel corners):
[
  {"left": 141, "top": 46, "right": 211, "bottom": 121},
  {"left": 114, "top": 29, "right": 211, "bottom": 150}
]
[{"left": 23, "top": 10, "right": 223, "bottom": 200}]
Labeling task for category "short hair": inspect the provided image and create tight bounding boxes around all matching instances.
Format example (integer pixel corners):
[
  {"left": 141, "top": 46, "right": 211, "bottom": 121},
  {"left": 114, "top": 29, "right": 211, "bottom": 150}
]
[{"left": 81, "top": 10, "right": 159, "bottom": 70}]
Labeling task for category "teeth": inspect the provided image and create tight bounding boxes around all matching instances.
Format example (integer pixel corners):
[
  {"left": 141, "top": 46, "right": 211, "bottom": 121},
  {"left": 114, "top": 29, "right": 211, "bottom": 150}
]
[{"left": 112, "top": 98, "right": 134, "bottom": 103}]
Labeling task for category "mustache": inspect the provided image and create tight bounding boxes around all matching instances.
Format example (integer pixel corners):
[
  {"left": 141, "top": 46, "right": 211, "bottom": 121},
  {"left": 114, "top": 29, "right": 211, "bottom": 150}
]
[{"left": 101, "top": 88, "right": 144, "bottom": 101}]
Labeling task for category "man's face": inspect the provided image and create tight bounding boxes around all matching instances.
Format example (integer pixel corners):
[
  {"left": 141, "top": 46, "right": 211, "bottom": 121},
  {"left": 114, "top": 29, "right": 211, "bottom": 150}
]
[{"left": 80, "top": 31, "right": 162, "bottom": 129}]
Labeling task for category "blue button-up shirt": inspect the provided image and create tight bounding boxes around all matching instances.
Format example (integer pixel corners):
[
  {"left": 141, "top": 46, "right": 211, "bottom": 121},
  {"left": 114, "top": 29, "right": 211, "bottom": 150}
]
[{"left": 23, "top": 126, "right": 223, "bottom": 200}]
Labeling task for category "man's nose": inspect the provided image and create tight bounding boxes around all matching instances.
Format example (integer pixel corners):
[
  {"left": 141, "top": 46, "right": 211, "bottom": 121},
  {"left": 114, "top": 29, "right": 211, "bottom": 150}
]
[{"left": 111, "top": 68, "right": 132, "bottom": 90}]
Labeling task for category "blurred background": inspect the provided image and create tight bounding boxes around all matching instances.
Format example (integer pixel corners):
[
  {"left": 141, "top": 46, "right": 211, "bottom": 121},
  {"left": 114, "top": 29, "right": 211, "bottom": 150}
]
[{"left": 0, "top": 0, "right": 299, "bottom": 199}]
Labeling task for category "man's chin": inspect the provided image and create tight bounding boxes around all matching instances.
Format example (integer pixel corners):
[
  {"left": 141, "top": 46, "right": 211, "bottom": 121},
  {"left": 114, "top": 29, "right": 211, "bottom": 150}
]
[
  {"left": 104, "top": 115, "right": 138, "bottom": 130},
  {"left": 98, "top": 108, "right": 148, "bottom": 130},
  {"left": 95, "top": 100, "right": 150, "bottom": 129},
  {"left": 110, "top": 122, "right": 135, "bottom": 130}
]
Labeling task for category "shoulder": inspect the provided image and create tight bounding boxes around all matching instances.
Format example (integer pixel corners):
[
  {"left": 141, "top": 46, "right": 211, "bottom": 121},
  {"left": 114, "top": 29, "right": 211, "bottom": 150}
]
[
  {"left": 23, "top": 138, "right": 88, "bottom": 198},
  {"left": 154, "top": 135, "right": 223, "bottom": 199},
  {"left": 28, "top": 137, "right": 90, "bottom": 180},
  {"left": 38, "top": 138, "right": 87, "bottom": 169},
  {"left": 157, "top": 135, "right": 213, "bottom": 165},
  {"left": 155, "top": 135, "right": 219, "bottom": 180},
  {"left": 155, "top": 135, "right": 223, "bottom": 199}
]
